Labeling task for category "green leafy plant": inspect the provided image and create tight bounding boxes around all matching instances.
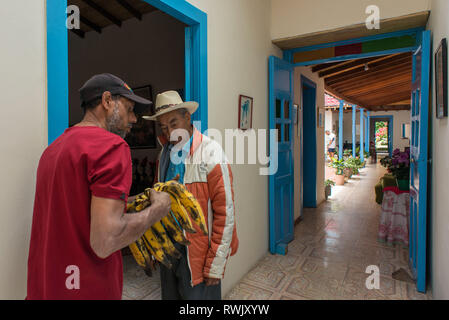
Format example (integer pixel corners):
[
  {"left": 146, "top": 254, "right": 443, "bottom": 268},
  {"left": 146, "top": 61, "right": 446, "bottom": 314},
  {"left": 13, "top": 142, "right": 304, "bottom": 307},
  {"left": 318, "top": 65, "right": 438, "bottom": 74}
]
[
  {"left": 344, "top": 156, "right": 364, "bottom": 174},
  {"left": 330, "top": 157, "right": 346, "bottom": 175},
  {"left": 325, "top": 179, "right": 336, "bottom": 187}
]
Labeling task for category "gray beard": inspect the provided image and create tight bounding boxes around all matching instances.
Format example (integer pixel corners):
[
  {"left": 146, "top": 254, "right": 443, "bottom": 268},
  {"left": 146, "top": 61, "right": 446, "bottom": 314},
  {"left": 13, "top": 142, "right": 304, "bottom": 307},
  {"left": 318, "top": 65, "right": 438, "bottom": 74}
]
[{"left": 106, "top": 103, "right": 127, "bottom": 139}]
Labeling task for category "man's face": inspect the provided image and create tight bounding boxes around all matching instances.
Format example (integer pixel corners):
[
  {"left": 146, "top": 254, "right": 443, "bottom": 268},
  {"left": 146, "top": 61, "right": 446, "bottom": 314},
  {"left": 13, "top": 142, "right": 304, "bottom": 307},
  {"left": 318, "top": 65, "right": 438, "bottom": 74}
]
[
  {"left": 326, "top": 131, "right": 330, "bottom": 135},
  {"left": 106, "top": 96, "right": 137, "bottom": 138},
  {"left": 158, "top": 110, "right": 191, "bottom": 145}
]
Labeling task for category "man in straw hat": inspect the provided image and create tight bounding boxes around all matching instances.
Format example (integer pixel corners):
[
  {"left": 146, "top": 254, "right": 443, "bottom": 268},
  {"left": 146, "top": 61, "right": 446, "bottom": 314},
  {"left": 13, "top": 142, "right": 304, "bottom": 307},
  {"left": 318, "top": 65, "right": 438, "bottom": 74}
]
[
  {"left": 144, "top": 90, "right": 239, "bottom": 300},
  {"left": 27, "top": 74, "right": 171, "bottom": 299}
]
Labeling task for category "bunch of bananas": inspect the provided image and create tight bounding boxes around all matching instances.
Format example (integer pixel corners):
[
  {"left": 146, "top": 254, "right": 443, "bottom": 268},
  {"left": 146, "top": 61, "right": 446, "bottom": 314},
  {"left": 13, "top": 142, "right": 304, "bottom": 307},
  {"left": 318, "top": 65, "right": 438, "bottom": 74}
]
[{"left": 127, "top": 180, "right": 208, "bottom": 275}]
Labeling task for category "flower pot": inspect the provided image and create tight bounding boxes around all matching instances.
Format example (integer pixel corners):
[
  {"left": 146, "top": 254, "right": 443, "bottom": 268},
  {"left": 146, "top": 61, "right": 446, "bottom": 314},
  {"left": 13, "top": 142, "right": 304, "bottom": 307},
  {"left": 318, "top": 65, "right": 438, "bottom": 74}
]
[
  {"left": 397, "top": 179, "right": 410, "bottom": 191},
  {"left": 343, "top": 168, "right": 353, "bottom": 179},
  {"left": 325, "top": 185, "right": 332, "bottom": 200},
  {"left": 335, "top": 174, "right": 345, "bottom": 186}
]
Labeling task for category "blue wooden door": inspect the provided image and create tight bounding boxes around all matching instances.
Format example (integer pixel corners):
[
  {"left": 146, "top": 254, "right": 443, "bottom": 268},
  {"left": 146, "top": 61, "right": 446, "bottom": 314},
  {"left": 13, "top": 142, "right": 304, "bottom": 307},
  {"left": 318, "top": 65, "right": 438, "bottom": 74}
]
[
  {"left": 409, "top": 30, "right": 431, "bottom": 293},
  {"left": 268, "top": 56, "right": 294, "bottom": 255}
]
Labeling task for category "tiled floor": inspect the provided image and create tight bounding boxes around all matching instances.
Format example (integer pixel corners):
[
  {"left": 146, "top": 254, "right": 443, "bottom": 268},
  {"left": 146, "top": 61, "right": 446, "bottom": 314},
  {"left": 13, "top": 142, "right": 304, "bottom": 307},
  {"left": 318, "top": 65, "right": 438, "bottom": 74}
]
[
  {"left": 225, "top": 163, "right": 432, "bottom": 300},
  {"left": 122, "top": 162, "right": 432, "bottom": 300}
]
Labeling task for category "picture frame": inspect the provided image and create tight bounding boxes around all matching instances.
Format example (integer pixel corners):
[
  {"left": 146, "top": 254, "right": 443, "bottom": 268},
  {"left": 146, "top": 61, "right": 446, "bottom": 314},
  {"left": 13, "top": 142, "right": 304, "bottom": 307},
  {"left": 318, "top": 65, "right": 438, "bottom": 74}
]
[
  {"left": 317, "top": 108, "right": 324, "bottom": 128},
  {"left": 435, "top": 38, "right": 448, "bottom": 119},
  {"left": 124, "top": 85, "right": 157, "bottom": 149},
  {"left": 238, "top": 95, "right": 253, "bottom": 130}
]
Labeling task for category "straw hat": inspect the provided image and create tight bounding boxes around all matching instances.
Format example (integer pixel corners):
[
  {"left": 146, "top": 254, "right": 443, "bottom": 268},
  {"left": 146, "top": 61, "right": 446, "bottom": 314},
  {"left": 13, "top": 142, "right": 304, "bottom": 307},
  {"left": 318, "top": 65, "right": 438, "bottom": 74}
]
[{"left": 143, "top": 90, "right": 198, "bottom": 121}]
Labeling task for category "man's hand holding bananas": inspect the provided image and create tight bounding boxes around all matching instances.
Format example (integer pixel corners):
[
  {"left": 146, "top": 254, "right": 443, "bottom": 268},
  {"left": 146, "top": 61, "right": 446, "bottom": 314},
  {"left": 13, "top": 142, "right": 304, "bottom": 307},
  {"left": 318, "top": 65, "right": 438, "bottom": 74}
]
[{"left": 127, "top": 180, "right": 208, "bottom": 275}]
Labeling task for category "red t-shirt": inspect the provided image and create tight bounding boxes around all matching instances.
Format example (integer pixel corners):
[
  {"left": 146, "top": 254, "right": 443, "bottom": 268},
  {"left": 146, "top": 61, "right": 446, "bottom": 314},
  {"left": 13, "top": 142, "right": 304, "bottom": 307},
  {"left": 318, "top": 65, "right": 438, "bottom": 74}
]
[{"left": 27, "top": 126, "right": 132, "bottom": 300}]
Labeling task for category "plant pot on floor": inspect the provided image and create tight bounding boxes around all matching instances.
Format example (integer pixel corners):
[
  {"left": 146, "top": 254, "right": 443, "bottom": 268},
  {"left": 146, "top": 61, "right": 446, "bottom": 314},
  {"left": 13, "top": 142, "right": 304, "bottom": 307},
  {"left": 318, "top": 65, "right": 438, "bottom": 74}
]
[
  {"left": 325, "top": 185, "right": 332, "bottom": 200},
  {"left": 397, "top": 179, "right": 410, "bottom": 191},
  {"left": 344, "top": 168, "right": 353, "bottom": 179},
  {"left": 335, "top": 174, "right": 345, "bottom": 186}
]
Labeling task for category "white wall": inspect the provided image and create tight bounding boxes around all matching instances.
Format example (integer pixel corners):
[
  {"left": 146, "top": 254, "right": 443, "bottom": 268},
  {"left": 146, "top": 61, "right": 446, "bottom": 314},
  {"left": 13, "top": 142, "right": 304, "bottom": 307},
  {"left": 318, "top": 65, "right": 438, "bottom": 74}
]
[
  {"left": 0, "top": 0, "right": 47, "bottom": 299},
  {"left": 271, "top": 0, "right": 431, "bottom": 41},
  {"left": 337, "top": 110, "right": 411, "bottom": 151},
  {"left": 369, "top": 110, "right": 411, "bottom": 151},
  {"left": 427, "top": 0, "right": 449, "bottom": 300},
  {"left": 186, "top": 0, "right": 282, "bottom": 296},
  {"left": 293, "top": 67, "right": 326, "bottom": 220}
]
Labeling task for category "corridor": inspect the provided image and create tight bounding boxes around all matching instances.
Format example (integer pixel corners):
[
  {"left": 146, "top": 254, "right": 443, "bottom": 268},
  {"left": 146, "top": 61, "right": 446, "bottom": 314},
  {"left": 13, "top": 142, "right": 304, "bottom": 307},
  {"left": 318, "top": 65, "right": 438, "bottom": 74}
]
[
  {"left": 121, "top": 163, "right": 432, "bottom": 300},
  {"left": 225, "top": 163, "right": 432, "bottom": 300}
]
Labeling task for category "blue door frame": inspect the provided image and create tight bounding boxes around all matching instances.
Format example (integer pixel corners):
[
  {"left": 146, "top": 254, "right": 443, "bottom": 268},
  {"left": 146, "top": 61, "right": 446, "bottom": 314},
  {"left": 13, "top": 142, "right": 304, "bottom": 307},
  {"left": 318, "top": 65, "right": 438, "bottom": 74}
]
[
  {"left": 370, "top": 115, "right": 394, "bottom": 157},
  {"left": 46, "top": 0, "right": 207, "bottom": 144},
  {"left": 301, "top": 75, "right": 317, "bottom": 208},
  {"left": 409, "top": 30, "right": 431, "bottom": 293}
]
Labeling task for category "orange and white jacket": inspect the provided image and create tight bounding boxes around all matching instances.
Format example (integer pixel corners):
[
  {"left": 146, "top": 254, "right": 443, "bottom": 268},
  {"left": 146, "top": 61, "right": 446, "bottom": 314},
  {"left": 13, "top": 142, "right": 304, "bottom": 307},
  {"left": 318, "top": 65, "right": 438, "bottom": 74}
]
[{"left": 155, "top": 127, "right": 239, "bottom": 286}]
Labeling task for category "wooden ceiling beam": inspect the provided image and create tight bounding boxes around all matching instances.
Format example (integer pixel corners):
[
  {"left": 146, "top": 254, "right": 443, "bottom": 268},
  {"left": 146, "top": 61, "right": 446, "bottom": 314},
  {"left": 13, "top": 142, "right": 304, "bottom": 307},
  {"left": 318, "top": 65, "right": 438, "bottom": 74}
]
[
  {"left": 115, "top": 0, "right": 142, "bottom": 20},
  {"left": 332, "top": 69, "right": 411, "bottom": 91},
  {"left": 81, "top": 0, "right": 122, "bottom": 27},
  {"left": 80, "top": 15, "right": 102, "bottom": 33},
  {"left": 318, "top": 53, "right": 402, "bottom": 78},
  {"left": 325, "top": 53, "right": 411, "bottom": 83},
  {"left": 366, "top": 93, "right": 412, "bottom": 106},
  {"left": 324, "top": 86, "right": 367, "bottom": 108},
  {"left": 371, "top": 104, "right": 410, "bottom": 111},
  {"left": 345, "top": 79, "right": 411, "bottom": 97},
  {"left": 70, "top": 29, "right": 85, "bottom": 38},
  {"left": 341, "top": 80, "right": 411, "bottom": 97},
  {"left": 326, "top": 61, "right": 411, "bottom": 86}
]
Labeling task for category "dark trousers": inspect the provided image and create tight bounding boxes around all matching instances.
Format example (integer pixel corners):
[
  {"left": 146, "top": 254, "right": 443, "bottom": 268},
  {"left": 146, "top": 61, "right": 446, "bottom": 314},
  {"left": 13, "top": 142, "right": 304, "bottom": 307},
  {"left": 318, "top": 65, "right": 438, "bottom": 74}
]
[{"left": 160, "top": 243, "right": 221, "bottom": 300}]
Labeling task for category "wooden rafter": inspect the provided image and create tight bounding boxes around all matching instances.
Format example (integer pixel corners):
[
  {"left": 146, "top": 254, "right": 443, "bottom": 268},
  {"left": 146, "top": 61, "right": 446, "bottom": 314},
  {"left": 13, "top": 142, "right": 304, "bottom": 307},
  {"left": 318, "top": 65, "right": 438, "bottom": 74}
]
[
  {"left": 325, "top": 54, "right": 411, "bottom": 85},
  {"left": 80, "top": 15, "right": 102, "bottom": 33},
  {"left": 81, "top": 0, "right": 122, "bottom": 27},
  {"left": 326, "top": 61, "right": 411, "bottom": 86},
  {"left": 332, "top": 69, "right": 411, "bottom": 91},
  {"left": 115, "top": 0, "right": 142, "bottom": 20},
  {"left": 70, "top": 29, "right": 85, "bottom": 38},
  {"left": 318, "top": 53, "right": 404, "bottom": 78}
]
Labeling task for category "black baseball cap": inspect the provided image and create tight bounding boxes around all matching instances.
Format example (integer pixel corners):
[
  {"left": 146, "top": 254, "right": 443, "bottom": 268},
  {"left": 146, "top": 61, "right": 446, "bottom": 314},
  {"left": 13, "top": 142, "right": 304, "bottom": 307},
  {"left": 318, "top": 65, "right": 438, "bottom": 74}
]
[{"left": 79, "top": 73, "right": 152, "bottom": 112}]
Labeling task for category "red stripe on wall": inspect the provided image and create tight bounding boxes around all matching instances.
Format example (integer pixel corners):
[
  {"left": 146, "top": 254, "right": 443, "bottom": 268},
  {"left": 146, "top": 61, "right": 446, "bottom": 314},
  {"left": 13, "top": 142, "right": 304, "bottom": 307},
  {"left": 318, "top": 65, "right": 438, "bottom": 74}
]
[{"left": 335, "top": 43, "right": 362, "bottom": 56}]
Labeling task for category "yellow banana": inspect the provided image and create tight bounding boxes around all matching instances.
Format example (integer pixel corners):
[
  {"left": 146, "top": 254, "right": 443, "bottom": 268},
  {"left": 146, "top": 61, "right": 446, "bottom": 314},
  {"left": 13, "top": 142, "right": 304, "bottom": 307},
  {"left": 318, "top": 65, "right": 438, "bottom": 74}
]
[
  {"left": 129, "top": 238, "right": 153, "bottom": 277},
  {"left": 141, "top": 229, "right": 172, "bottom": 269},
  {"left": 160, "top": 181, "right": 208, "bottom": 235},
  {"left": 151, "top": 222, "right": 182, "bottom": 260},
  {"left": 161, "top": 213, "right": 190, "bottom": 246},
  {"left": 127, "top": 180, "right": 207, "bottom": 272},
  {"left": 164, "top": 189, "right": 197, "bottom": 233}
]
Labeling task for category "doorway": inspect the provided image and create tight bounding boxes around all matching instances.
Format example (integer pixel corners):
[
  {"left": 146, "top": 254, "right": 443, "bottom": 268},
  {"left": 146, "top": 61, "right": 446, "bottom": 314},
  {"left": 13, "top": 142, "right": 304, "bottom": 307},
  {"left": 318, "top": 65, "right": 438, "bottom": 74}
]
[
  {"left": 46, "top": 0, "right": 208, "bottom": 144},
  {"left": 371, "top": 115, "right": 394, "bottom": 157},
  {"left": 301, "top": 75, "right": 317, "bottom": 208}
]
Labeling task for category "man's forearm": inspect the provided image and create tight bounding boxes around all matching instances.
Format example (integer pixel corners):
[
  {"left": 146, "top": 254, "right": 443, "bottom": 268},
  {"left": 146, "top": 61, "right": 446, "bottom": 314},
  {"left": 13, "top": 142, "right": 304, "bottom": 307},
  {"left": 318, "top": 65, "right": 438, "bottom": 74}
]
[{"left": 104, "top": 205, "right": 166, "bottom": 256}]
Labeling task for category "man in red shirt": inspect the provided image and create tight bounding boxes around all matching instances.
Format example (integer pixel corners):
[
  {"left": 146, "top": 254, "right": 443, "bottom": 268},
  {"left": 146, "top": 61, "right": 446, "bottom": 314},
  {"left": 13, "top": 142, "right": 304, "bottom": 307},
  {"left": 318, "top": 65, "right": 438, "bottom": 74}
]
[{"left": 27, "top": 74, "right": 171, "bottom": 300}]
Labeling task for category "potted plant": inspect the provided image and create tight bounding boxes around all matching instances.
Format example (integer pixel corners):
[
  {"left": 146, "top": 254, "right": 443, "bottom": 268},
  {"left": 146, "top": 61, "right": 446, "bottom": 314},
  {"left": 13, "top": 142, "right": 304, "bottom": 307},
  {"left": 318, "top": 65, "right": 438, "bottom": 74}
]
[
  {"left": 330, "top": 158, "right": 346, "bottom": 185},
  {"left": 343, "top": 159, "right": 353, "bottom": 179},
  {"left": 345, "top": 156, "right": 360, "bottom": 175},
  {"left": 380, "top": 148, "right": 410, "bottom": 191},
  {"left": 325, "top": 179, "right": 335, "bottom": 200}
]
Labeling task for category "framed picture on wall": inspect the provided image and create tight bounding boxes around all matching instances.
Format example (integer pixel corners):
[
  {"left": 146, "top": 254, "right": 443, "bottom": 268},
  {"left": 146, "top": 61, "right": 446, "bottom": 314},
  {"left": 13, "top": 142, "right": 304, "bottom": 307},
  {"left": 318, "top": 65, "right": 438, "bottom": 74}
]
[
  {"left": 124, "top": 85, "right": 157, "bottom": 149},
  {"left": 435, "top": 38, "right": 448, "bottom": 119},
  {"left": 317, "top": 108, "right": 324, "bottom": 128},
  {"left": 238, "top": 95, "right": 253, "bottom": 130}
]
